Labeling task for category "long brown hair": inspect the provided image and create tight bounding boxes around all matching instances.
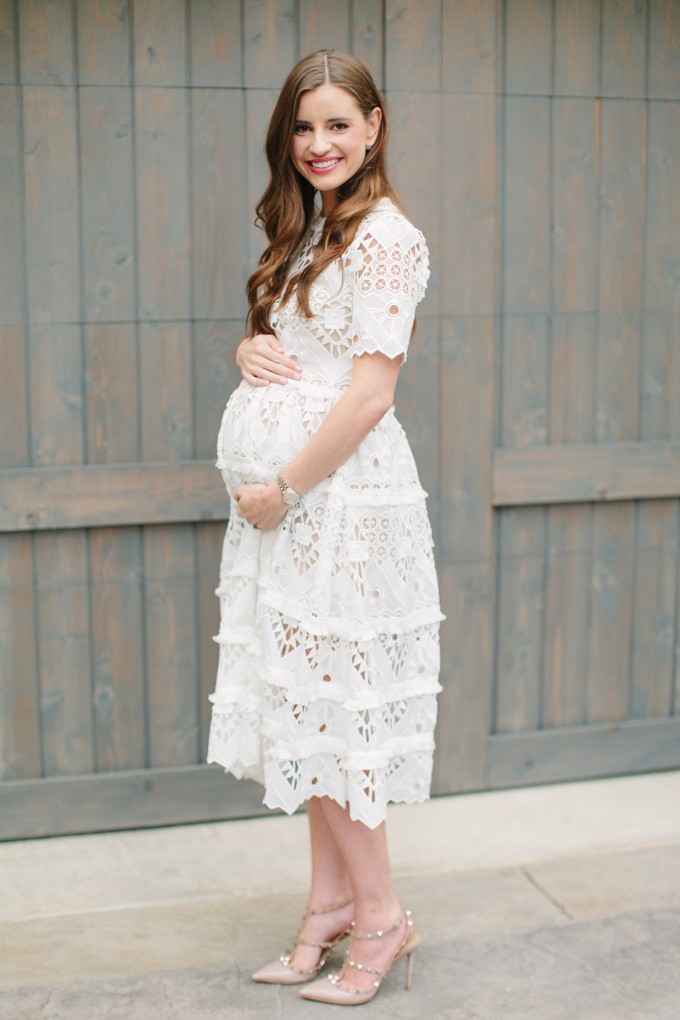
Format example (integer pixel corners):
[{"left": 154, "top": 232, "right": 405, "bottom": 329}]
[{"left": 246, "top": 50, "right": 400, "bottom": 336}]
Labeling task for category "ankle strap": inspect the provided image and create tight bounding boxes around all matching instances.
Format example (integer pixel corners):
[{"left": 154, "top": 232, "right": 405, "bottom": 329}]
[
  {"left": 306, "top": 895, "right": 353, "bottom": 917},
  {"left": 350, "top": 909, "right": 412, "bottom": 941}
]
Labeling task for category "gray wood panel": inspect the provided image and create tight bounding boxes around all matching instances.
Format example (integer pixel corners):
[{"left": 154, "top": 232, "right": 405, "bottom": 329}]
[{"left": 1, "top": 0, "right": 679, "bottom": 838}]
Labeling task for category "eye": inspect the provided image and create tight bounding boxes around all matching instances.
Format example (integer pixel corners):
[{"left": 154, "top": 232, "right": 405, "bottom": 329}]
[
  {"left": 331, "top": 122, "right": 349, "bottom": 131},
  {"left": 294, "top": 123, "right": 310, "bottom": 134}
]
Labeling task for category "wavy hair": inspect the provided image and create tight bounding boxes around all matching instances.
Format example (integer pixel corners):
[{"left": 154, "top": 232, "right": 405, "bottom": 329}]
[{"left": 246, "top": 50, "right": 401, "bottom": 336}]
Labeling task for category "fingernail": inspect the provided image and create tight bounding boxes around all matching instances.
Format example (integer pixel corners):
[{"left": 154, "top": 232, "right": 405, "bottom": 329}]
[{"left": 278, "top": 377, "right": 287, "bottom": 385}]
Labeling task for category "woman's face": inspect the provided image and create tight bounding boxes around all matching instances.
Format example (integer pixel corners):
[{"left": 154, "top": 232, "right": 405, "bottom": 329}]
[{"left": 290, "top": 84, "right": 381, "bottom": 214}]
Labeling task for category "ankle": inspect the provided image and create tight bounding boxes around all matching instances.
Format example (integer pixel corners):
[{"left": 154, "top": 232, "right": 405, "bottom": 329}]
[
  {"left": 306, "top": 891, "right": 353, "bottom": 915},
  {"left": 352, "top": 897, "right": 403, "bottom": 934}
]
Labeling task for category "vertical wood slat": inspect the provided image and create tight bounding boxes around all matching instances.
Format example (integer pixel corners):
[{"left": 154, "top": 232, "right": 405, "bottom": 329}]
[
  {"left": 385, "top": 0, "right": 441, "bottom": 91},
  {"left": 435, "top": 317, "right": 495, "bottom": 791},
  {"left": 298, "top": 0, "right": 350, "bottom": 55},
  {"left": 504, "top": 0, "right": 553, "bottom": 95},
  {"left": 442, "top": 0, "right": 497, "bottom": 94},
  {"left": 22, "top": 85, "right": 81, "bottom": 323},
  {"left": 189, "top": 0, "right": 242, "bottom": 88},
  {"left": 0, "top": 534, "right": 40, "bottom": 781},
  {"left": 135, "top": 87, "right": 190, "bottom": 321},
  {"left": 76, "top": 0, "right": 131, "bottom": 86},
  {"left": 0, "top": 87, "right": 24, "bottom": 325},
  {"left": 351, "top": 0, "right": 384, "bottom": 89},
  {"left": 601, "top": 0, "right": 647, "bottom": 98},
  {"left": 243, "top": 0, "right": 296, "bottom": 89},
  {"left": 554, "top": 0, "right": 599, "bottom": 97},
  {"left": 645, "top": 103, "right": 680, "bottom": 312},
  {"left": 245, "top": 88, "right": 277, "bottom": 274},
  {"left": 196, "top": 522, "right": 224, "bottom": 754},
  {"left": 192, "top": 320, "right": 241, "bottom": 461},
  {"left": 647, "top": 0, "right": 680, "bottom": 100},
  {"left": 0, "top": 0, "right": 16, "bottom": 84},
  {"left": 133, "top": 0, "right": 188, "bottom": 86},
  {"left": 191, "top": 88, "right": 248, "bottom": 320},
  {"left": 80, "top": 87, "right": 136, "bottom": 323},
  {"left": 18, "top": 0, "right": 74, "bottom": 85}
]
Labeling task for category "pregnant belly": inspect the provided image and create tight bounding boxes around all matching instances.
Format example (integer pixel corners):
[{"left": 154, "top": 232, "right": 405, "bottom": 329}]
[{"left": 215, "top": 380, "right": 335, "bottom": 497}]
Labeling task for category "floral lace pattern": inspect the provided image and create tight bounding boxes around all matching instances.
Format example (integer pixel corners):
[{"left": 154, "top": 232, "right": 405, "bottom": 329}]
[{"left": 208, "top": 199, "right": 442, "bottom": 828}]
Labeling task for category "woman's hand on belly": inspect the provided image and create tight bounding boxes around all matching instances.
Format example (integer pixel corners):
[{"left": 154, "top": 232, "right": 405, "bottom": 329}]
[
  {"left": 234, "top": 481, "right": 288, "bottom": 531},
  {"left": 237, "top": 334, "right": 302, "bottom": 388}
]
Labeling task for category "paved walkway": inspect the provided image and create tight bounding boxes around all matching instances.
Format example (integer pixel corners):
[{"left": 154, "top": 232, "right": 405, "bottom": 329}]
[{"left": 2, "top": 771, "right": 680, "bottom": 1018}]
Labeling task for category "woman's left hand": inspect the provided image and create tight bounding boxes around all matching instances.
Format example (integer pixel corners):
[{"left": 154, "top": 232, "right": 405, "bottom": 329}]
[{"left": 234, "top": 482, "right": 288, "bottom": 531}]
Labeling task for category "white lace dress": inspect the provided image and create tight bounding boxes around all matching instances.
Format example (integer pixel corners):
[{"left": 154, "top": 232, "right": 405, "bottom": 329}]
[{"left": 207, "top": 198, "right": 443, "bottom": 829}]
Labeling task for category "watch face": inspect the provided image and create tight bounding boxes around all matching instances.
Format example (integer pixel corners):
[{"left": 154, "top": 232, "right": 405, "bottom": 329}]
[{"left": 284, "top": 491, "right": 298, "bottom": 506}]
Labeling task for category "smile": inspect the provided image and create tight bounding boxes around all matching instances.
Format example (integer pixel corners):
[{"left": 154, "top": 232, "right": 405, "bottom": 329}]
[{"left": 307, "top": 158, "right": 341, "bottom": 174}]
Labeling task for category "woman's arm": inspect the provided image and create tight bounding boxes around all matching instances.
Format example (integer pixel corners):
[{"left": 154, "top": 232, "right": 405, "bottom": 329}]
[
  {"left": 237, "top": 333, "right": 301, "bottom": 387},
  {"left": 234, "top": 351, "right": 402, "bottom": 530}
]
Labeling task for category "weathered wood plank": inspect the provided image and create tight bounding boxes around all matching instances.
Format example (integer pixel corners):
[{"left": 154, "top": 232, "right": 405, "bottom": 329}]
[
  {"left": 189, "top": 0, "right": 242, "bottom": 87},
  {"left": 388, "top": 90, "right": 442, "bottom": 313},
  {"left": 504, "top": 0, "right": 552, "bottom": 95},
  {"left": 648, "top": 0, "right": 680, "bottom": 100},
  {"left": 139, "top": 322, "right": 193, "bottom": 460},
  {"left": 598, "top": 101, "right": 647, "bottom": 312},
  {"left": 543, "top": 314, "right": 596, "bottom": 728},
  {"left": 79, "top": 87, "right": 135, "bottom": 322},
  {"left": 28, "top": 324, "right": 84, "bottom": 467},
  {"left": 0, "top": 461, "right": 229, "bottom": 532},
  {"left": 441, "top": 93, "right": 497, "bottom": 317},
  {"left": 90, "top": 527, "right": 146, "bottom": 771},
  {"left": 351, "top": 0, "right": 384, "bottom": 89},
  {"left": 84, "top": 324, "right": 139, "bottom": 464},
  {"left": 0, "top": 765, "right": 270, "bottom": 840},
  {"left": 442, "top": 0, "right": 497, "bottom": 94},
  {"left": 192, "top": 320, "right": 241, "bottom": 461},
  {"left": 191, "top": 89, "right": 248, "bottom": 320},
  {"left": 552, "top": 98, "right": 598, "bottom": 313},
  {"left": 493, "top": 441, "right": 680, "bottom": 507},
  {"left": 0, "top": 327, "right": 29, "bottom": 467},
  {"left": 18, "top": 0, "right": 74, "bottom": 85},
  {"left": 76, "top": 0, "right": 131, "bottom": 86},
  {"left": 144, "top": 523, "right": 200, "bottom": 767},
  {"left": 299, "top": 0, "right": 350, "bottom": 55},
  {"left": 133, "top": 0, "right": 187, "bottom": 87},
  {"left": 34, "top": 529, "right": 93, "bottom": 776},
  {"left": 196, "top": 521, "right": 224, "bottom": 753},
  {"left": 245, "top": 88, "right": 277, "bottom": 275},
  {"left": 243, "top": 0, "right": 296, "bottom": 90},
  {"left": 22, "top": 86, "right": 80, "bottom": 323},
  {"left": 434, "top": 316, "right": 495, "bottom": 793},
  {"left": 554, "top": 0, "right": 599, "bottom": 97},
  {"left": 601, "top": 0, "right": 647, "bottom": 98},
  {"left": 0, "top": 534, "right": 40, "bottom": 781},
  {"left": 645, "top": 103, "right": 680, "bottom": 312},
  {"left": 0, "top": 0, "right": 16, "bottom": 83},
  {"left": 385, "top": 0, "right": 441, "bottom": 92},
  {"left": 0, "top": 88, "right": 24, "bottom": 325},
  {"left": 135, "top": 88, "right": 190, "bottom": 321},
  {"left": 503, "top": 98, "right": 551, "bottom": 315},
  {"left": 489, "top": 717, "right": 680, "bottom": 788}
]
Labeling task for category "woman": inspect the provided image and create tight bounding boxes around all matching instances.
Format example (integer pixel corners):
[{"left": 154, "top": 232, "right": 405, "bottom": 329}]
[{"left": 207, "top": 50, "right": 442, "bottom": 1006}]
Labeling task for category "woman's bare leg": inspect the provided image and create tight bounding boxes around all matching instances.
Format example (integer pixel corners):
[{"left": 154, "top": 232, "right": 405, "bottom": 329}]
[
  {"left": 316, "top": 796, "right": 410, "bottom": 993},
  {"left": 287, "top": 797, "right": 354, "bottom": 972}
]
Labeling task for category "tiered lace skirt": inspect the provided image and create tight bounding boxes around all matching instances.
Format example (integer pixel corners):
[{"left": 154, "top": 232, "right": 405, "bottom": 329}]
[{"left": 207, "top": 380, "right": 443, "bottom": 829}]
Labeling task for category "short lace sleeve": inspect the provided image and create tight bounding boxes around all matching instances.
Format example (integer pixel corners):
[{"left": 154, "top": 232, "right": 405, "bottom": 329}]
[{"left": 348, "top": 209, "right": 430, "bottom": 362}]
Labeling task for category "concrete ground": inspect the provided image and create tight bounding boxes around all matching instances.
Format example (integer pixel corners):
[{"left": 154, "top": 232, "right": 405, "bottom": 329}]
[{"left": 2, "top": 771, "right": 680, "bottom": 1019}]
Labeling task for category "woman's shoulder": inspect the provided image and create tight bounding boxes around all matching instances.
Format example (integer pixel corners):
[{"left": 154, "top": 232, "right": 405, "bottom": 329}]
[{"left": 351, "top": 198, "right": 428, "bottom": 252}]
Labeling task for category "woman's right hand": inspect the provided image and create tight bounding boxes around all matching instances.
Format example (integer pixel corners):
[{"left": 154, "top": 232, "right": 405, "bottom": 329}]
[{"left": 236, "top": 334, "right": 302, "bottom": 387}]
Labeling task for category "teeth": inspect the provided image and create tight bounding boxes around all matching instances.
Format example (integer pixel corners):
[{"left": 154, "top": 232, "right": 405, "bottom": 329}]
[{"left": 311, "top": 159, "right": 339, "bottom": 169}]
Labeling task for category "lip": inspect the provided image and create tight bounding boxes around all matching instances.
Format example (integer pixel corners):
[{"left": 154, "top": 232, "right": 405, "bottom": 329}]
[{"left": 306, "top": 157, "right": 342, "bottom": 175}]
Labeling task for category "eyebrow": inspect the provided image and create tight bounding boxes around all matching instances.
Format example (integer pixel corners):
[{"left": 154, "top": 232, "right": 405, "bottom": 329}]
[{"left": 294, "top": 116, "right": 353, "bottom": 124}]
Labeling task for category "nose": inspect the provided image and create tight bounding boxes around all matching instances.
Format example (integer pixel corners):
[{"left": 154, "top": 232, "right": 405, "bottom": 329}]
[{"left": 309, "top": 130, "right": 332, "bottom": 156}]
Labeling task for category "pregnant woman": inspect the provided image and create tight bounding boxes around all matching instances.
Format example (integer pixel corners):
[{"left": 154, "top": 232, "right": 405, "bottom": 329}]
[{"left": 207, "top": 49, "right": 442, "bottom": 1007}]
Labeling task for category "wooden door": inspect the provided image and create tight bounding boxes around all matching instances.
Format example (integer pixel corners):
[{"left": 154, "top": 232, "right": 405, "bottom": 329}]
[{"left": 1, "top": 1, "right": 679, "bottom": 840}]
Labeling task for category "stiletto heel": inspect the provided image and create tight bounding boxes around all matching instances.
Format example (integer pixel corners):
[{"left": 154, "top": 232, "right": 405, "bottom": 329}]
[
  {"left": 251, "top": 896, "right": 353, "bottom": 985},
  {"left": 299, "top": 909, "right": 421, "bottom": 1005}
]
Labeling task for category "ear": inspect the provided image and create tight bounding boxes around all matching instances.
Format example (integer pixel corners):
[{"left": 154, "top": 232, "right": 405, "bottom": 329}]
[{"left": 366, "top": 106, "right": 382, "bottom": 146}]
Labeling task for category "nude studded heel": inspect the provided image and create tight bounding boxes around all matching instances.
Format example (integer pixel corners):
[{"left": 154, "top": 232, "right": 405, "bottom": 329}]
[
  {"left": 299, "top": 909, "right": 421, "bottom": 1005},
  {"left": 251, "top": 897, "right": 353, "bottom": 986}
]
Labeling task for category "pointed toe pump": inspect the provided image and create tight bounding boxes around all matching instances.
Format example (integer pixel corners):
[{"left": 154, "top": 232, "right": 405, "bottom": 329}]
[
  {"left": 251, "top": 897, "right": 353, "bottom": 986},
  {"left": 299, "top": 909, "right": 420, "bottom": 1005}
]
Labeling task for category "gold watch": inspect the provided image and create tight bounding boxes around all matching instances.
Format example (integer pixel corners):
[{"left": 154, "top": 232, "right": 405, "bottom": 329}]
[{"left": 275, "top": 474, "right": 301, "bottom": 508}]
